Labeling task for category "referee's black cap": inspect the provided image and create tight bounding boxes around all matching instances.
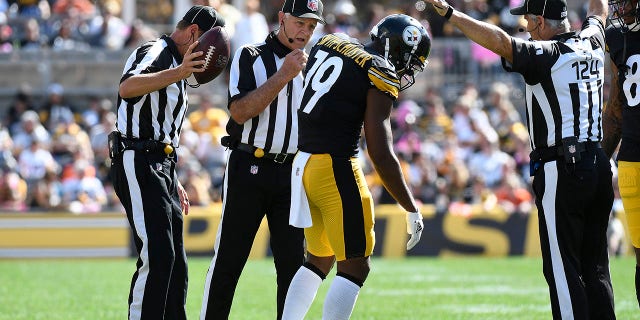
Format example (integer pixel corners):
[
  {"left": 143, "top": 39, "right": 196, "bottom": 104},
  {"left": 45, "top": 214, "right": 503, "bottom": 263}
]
[
  {"left": 282, "top": 0, "right": 325, "bottom": 24},
  {"left": 182, "top": 5, "right": 225, "bottom": 31},
  {"left": 510, "top": 0, "right": 568, "bottom": 20}
]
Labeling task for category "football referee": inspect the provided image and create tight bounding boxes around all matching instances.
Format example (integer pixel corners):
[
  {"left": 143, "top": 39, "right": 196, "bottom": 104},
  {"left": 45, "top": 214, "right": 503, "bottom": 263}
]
[
  {"left": 424, "top": 0, "right": 615, "bottom": 318},
  {"left": 199, "top": 1, "right": 324, "bottom": 319},
  {"left": 109, "top": 6, "right": 225, "bottom": 320}
]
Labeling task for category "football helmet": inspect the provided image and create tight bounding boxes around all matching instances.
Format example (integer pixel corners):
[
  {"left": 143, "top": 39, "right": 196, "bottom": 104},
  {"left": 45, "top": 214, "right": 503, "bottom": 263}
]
[
  {"left": 609, "top": 0, "right": 640, "bottom": 32},
  {"left": 370, "top": 14, "right": 431, "bottom": 91}
]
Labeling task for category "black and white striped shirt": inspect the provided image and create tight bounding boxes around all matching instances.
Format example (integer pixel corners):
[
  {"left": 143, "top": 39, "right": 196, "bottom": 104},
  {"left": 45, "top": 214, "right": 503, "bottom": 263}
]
[
  {"left": 225, "top": 32, "right": 302, "bottom": 154},
  {"left": 503, "top": 17, "right": 606, "bottom": 150},
  {"left": 115, "top": 35, "right": 188, "bottom": 147}
]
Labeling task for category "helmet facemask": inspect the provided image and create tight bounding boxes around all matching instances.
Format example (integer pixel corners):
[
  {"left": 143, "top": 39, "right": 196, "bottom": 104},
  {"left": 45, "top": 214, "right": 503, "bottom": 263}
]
[
  {"left": 609, "top": 0, "right": 640, "bottom": 32},
  {"left": 397, "top": 48, "right": 429, "bottom": 91}
]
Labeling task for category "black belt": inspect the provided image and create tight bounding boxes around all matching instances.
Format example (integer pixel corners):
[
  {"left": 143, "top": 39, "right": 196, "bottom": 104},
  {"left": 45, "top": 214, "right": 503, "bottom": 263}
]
[
  {"left": 530, "top": 141, "right": 601, "bottom": 163},
  {"left": 233, "top": 142, "right": 295, "bottom": 164},
  {"left": 121, "top": 138, "right": 175, "bottom": 157}
]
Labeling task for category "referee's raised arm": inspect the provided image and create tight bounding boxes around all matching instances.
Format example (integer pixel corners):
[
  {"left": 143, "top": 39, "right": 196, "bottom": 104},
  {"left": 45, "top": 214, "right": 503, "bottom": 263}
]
[{"left": 423, "top": 0, "right": 513, "bottom": 62}]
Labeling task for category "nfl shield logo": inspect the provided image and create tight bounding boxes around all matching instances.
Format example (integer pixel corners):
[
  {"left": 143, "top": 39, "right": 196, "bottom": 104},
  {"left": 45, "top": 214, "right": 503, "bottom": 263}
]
[
  {"left": 250, "top": 165, "right": 259, "bottom": 175},
  {"left": 156, "top": 163, "right": 163, "bottom": 171},
  {"left": 307, "top": 0, "right": 318, "bottom": 11},
  {"left": 568, "top": 145, "right": 576, "bottom": 154}
]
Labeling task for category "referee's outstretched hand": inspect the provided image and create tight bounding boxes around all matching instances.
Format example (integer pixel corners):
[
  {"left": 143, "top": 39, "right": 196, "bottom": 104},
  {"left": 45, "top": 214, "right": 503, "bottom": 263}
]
[
  {"left": 280, "top": 49, "right": 308, "bottom": 81},
  {"left": 178, "top": 41, "right": 206, "bottom": 80}
]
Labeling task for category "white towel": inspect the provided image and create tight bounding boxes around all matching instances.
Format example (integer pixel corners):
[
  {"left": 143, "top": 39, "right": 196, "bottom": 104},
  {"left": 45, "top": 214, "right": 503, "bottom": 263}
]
[{"left": 290, "top": 152, "right": 312, "bottom": 228}]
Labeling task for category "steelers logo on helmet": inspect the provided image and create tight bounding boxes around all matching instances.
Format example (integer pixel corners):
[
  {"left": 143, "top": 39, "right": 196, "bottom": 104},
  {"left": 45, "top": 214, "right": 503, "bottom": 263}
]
[{"left": 402, "top": 26, "right": 422, "bottom": 47}]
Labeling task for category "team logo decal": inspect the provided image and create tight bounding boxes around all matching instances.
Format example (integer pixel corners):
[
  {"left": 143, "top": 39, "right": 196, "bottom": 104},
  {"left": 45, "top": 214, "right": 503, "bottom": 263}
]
[
  {"left": 250, "top": 165, "right": 259, "bottom": 175},
  {"left": 402, "top": 26, "right": 421, "bottom": 46},
  {"left": 307, "top": 0, "right": 318, "bottom": 11}
]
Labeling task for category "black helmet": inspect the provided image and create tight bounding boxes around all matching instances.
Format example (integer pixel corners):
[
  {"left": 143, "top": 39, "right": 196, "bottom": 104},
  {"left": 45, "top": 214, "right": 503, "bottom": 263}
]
[
  {"left": 370, "top": 14, "right": 431, "bottom": 91},
  {"left": 608, "top": 0, "right": 640, "bottom": 32}
]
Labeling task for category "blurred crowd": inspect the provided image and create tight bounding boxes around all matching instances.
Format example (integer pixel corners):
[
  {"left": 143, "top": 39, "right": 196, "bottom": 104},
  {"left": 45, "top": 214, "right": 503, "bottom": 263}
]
[
  {"left": 0, "top": 0, "right": 608, "bottom": 221},
  {"left": 0, "top": 79, "right": 540, "bottom": 218}
]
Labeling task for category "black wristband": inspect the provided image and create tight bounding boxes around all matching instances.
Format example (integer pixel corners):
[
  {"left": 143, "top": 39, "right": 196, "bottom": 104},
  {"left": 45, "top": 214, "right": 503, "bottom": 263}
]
[{"left": 444, "top": 6, "right": 454, "bottom": 20}]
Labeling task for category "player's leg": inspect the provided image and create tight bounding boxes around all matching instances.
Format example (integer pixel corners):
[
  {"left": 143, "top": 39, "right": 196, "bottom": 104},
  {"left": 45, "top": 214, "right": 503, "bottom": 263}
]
[
  {"left": 267, "top": 161, "right": 305, "bottom": 319},
  {"left": 319, "top": 156, "right": 375, "bottom": 319},
  {"left": 618, "top": 161, "right": 640, "bottom": 307},
  {"left": 118, "top": 151, "right": 178, "bottom": 320},
  {"left": 282, "top": 253, "right": 334, "bottom": 320},
  {"left": 322, "top": 257, "right": 370, "bottom": 320},
  {"left": 533, "top": 160, "right": 590, "bottom": 320},
  {"left": 581, "top": 149, "right": 614, "bottom": 319},
  {"left": 282, "top": 198, "right": 335, "bottom": 319},
  {"left": 283, "top": 154, "right": 341, "bottom": 319},
  {"left": 200, "top": 151, "right": 267, "bottom": 319},
  {"left": 165, "top": 164, "right": 188, "bottom": 320}
]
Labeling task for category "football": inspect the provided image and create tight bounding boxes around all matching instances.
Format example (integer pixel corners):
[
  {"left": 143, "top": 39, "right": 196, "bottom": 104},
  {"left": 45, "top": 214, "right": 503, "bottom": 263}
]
[{"left": 193, "top": 26, "right": 230, "bottom": 85}]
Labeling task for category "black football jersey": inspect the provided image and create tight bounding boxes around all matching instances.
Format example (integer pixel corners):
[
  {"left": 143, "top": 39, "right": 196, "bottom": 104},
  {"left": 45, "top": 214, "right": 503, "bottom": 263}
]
[
  {"left": 297, "top": 33, "right": 400, "bottom": 157},
  {"left": 605, "top": 27, "right": 640, "bottom": 161}
]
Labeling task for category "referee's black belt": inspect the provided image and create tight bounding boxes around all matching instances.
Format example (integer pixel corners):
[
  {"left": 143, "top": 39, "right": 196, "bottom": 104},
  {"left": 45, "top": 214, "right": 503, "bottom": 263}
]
[
  {"left": 233, "top": 142, "right": 295, "bottom": 164},
  {"left": 120, "top": 137, "right": 175, "bottom": 157},
  {"left": 530, "top": 141, "right": 601, "bottom": 163}
]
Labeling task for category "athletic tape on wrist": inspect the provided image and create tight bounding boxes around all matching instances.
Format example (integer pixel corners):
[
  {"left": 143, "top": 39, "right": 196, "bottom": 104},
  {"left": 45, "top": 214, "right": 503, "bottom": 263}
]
[{"left": 444, "top": 6, "right": 454, "bottom": 20}]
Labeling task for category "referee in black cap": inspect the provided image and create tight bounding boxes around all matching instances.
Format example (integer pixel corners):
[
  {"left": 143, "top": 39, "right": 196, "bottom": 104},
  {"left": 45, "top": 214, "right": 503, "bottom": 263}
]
[
  {"left": 109, "top": 5, "right": 224, "bottom": 320},
  {"left": 424, "top": 0, "right": 615, "bottom": 318},
  {"left": 199, "top": 0, "right": 324, "bottom": 319}
]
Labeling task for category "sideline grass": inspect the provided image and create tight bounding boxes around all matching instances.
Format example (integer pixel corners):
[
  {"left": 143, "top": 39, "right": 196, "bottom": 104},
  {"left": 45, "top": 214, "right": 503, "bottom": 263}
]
[{"left": 0, "top": 256, "right": 635, "bottom": 319}]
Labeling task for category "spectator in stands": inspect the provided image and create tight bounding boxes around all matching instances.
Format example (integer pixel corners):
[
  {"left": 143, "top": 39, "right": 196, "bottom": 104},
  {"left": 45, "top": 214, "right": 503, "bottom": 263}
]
[
  {"left": 196, "top": 0, "right": 240, "bottom": 39},
  {"left": 49, "top": 18, "right": 90, "bottom": 51},
  {"left": 329, "top": 0, "right": 360, "bottom": 37},
  {"left": 123, "top": 19, "right": 158, "bottom": 49},
  {"left": 186, "top": 97, "right": 228, "bottom": 199},
  {"left": 231, "top": 0, "right": 269, "bottom": 52},
  {"left": 178, "top": 160, "right": 212, "bottom": 206},
  {"left": 86, "top": 0, "right": 128, "bottom": 50},
  {"left": 50, "top": 114, "right": 94, "bottom": 167},
  {"left": 80, "top": 96, "right": 109, "bottom": 129},
  {"left": 493, "top": 161, "right": 533, "bottom": 215},
  {"left": 0, "top": 159, "right": 28, "bottom": 212},
  {"left": 11, "top": 110, "right": 50, "bottom": 155},
  {"left": 19, "top": 18, "right": 46, "bottom": 51},
  {"left": 451, "top": 95, "right": 480, "bottom": 158},
  {"left": 188, "top": 94, "right": 228, "bottom": 135},
  {"left": 0, "top": 13, "right": 13, "bottom": 53},
  {"left": 39, "top": 83, "right": 77, "bottom": 131},
  {"left": 484, "top": 81, "right": 521, "bottom": 140},
  {"left": 62, "top": 159, "right": 107, "bottom": 214},
  {"left": 467, "top": 130, "right": 513, "bottom": 188},
  {"left": 32, "top": 167, "right": 63, "bottom": 210},
  {"left": 17, "top": 133, "right": 58, "bottom": 206},
  {"left": 88, "top": 106, "right": 115, "bottom": 180},
  {"left": 51, "top": 0, "right": 95, "bottom": 18},
  {"left": 4, "top": 88, "right": 35, "bottom": 135},
  {"left": 7, "top": 0, "right": 50, "bottom": 20},
  {"left": 0, "top": 122, "right": 12, "bottom": 152}
]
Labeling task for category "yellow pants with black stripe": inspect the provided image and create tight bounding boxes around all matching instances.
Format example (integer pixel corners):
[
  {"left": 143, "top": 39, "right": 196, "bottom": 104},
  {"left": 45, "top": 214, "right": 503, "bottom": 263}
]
[
  {"left": 619, "top": 161, "right": 640, "bottom": 248},
  {"left": 302, "top": 154, "right": 375, "bottom": 261}
]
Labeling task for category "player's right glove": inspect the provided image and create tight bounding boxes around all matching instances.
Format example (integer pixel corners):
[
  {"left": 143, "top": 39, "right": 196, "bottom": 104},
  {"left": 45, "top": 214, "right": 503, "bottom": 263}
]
[{"left": 406, "top": 211, "right": 424, "bottom": 250}]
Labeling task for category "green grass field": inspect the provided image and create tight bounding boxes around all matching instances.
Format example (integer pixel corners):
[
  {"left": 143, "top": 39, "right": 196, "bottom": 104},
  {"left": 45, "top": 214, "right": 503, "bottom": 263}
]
[{"left": 0, "top": 256, "right": 636, "bottom": 319}]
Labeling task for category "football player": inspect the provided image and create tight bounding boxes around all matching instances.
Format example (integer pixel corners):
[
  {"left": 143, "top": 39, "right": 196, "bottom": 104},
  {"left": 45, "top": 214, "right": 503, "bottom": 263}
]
[
  {"left": 602, "top": 0, "right": 640, "bottom": 307},
  {"left": 282, "top": 14, "right": 430, "bottom": 319}
]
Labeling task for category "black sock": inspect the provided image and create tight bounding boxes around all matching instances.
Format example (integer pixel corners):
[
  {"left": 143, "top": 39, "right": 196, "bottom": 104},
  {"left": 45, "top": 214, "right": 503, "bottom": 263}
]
[{"left": 635, "top": 265, "right": 640, "bottom": 308}]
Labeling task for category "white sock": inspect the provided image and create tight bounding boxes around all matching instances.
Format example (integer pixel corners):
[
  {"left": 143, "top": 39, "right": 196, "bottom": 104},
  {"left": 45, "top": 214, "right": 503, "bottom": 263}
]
[
  {"left": 282, "top": 266, "right": 323, "bottom": 320},
  {"left": 322, "top": 275, "right": 361, "bottom": 320}
]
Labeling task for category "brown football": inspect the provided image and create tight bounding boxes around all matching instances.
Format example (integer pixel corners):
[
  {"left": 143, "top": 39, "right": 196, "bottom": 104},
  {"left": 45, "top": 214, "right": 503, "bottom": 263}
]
[{"left": 193, "top": 26, "right": 230, "bottom": 84}]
